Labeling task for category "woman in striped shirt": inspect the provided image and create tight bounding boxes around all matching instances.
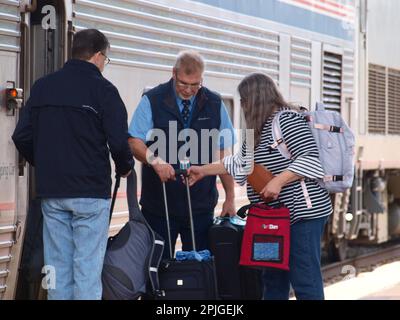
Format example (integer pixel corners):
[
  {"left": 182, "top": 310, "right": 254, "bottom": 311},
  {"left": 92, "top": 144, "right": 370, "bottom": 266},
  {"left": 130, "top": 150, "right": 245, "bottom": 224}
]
[{"left": 188, "top": 73, "right": 332, "bottom": 300}]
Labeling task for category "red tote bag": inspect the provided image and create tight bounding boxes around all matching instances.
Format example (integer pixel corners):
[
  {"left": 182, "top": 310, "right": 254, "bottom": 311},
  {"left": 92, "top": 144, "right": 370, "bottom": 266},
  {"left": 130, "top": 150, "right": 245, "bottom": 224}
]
[{"left": 238, "top": 204, "right": 290, "bottom": 271}]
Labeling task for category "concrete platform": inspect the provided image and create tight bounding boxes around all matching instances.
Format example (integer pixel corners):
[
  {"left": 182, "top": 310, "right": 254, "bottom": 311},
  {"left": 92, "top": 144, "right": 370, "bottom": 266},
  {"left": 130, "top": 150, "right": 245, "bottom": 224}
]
[
  {"left": 324, "top": 261, "right": 400, "bottom": 300},
  {"left": 361, "top": 283, "right": 400, "bottom": 300}
]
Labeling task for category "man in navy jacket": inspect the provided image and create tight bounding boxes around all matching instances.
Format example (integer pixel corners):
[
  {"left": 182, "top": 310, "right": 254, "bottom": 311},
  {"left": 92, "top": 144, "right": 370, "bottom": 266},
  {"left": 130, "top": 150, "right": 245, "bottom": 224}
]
[{"left": 12, "top": 29, "right": 133, "bottom": 300}]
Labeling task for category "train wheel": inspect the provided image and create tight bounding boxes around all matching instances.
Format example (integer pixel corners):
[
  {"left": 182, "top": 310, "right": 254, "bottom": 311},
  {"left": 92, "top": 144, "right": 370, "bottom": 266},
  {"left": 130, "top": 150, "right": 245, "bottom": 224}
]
[{"left": 327, "top": 238, "right": 348, "bottom": 262}]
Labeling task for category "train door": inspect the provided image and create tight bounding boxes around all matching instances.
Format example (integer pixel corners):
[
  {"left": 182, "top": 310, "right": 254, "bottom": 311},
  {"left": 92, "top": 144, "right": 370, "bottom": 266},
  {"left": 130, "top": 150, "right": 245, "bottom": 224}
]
[
  {"left": 12, "top": 0, "right": 67, "bottom": 300},
  {"left": 25, "top": 0, "right": 66, "bottom": 197},
  {"left": 0, "top": 0, "right": 25, "bottom": 300},
  {"left": 30, "top": 0, "right": 66, "bottom": 83}
]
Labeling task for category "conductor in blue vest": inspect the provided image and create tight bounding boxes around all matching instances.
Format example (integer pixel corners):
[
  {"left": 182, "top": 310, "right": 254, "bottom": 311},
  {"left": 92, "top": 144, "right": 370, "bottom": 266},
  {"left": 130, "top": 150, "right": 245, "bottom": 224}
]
[{"left": 128, "top": 50, "right": 236, "bottom": 258}]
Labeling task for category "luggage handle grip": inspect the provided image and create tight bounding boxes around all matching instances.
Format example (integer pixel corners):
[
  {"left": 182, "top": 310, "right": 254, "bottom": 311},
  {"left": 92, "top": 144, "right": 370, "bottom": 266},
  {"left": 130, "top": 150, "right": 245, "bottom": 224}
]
[
  {"left": 237, "top": 202, "right": 285, "bottom": 218},
  {"left": 175, "top": 169, "right": 188, "bottom": 177}
]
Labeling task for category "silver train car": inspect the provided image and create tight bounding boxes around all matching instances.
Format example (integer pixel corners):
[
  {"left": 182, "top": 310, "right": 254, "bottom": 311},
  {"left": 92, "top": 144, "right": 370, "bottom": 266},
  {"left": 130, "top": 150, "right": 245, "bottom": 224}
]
[{"left": 1, "top": 0, "right": 400, "bottom": 299}]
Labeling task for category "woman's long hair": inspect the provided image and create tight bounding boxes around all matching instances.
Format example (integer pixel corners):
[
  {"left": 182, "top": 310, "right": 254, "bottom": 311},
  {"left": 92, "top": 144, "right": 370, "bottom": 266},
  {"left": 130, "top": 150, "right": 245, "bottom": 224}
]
[{"left": 238, "top": 73, "right": 295, "bottom": 146}]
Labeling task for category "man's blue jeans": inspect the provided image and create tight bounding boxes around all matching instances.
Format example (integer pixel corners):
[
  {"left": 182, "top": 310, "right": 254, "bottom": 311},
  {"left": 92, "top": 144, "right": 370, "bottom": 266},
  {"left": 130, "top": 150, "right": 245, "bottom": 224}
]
[
  {"left": 263, "top": 216, "right": 328, "bottom": 300},
  {"left": 41, "top": 198, "right": 110, "bottom": 300}
]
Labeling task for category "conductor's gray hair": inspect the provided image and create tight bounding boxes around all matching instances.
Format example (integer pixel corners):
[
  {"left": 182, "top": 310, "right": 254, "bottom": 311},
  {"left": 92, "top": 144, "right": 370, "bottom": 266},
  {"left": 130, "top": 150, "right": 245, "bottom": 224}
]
[{"left": 174, "top": 50, "right": 205, "bottom": 75}]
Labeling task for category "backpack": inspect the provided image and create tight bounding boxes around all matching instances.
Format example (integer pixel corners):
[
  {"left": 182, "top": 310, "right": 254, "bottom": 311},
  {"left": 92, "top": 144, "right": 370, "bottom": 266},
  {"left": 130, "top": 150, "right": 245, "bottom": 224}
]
[
  {"left": 271, "top": 102, "right": 355, "bottom": 193},
  {"left": 102, "top": 169, "right": 165, "bottom": 300}
]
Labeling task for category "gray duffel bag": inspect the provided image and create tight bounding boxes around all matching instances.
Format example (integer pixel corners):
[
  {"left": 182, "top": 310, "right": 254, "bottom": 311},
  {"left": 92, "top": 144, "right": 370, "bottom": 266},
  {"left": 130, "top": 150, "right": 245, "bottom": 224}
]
[{"left": 102, "top": 168, "right": 165, "bottom": 300}]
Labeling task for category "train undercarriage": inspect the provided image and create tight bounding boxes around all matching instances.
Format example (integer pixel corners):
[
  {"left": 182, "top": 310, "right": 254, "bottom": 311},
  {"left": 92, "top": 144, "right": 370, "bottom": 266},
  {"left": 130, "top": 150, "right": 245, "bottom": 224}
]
[{"left": 325, "top": 167, "right": 400, "bottom": 261}]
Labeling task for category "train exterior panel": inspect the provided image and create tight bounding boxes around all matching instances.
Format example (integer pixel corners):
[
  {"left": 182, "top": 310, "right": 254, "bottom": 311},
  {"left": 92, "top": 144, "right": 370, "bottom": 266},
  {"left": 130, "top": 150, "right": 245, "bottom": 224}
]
[
  {"left": 357, "top": 0, "right": 400, "bottom": 170},
  {"left": 0, "top": 0, "right": 399, "bottom": 299},
  {"left": 0, "top": 0, "right": 26, "bottom": 299}
]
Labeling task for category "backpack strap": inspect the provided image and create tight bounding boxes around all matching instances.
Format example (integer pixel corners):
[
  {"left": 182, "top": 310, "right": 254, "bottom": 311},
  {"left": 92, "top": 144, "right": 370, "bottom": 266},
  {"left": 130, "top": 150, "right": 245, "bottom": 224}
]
[
  {"left": 270, "top": 110, "right": 297, "bottom": 159},
  {"left": 300, "top": 180, "right": 313, "bottom": 209},
  {"left": 270, "top": 109, "right": 313, "bottom": 209},
  {"left": 126, "top": 168, "right": 165, "bottom": 298},
  {"left": 308, "top": 114, "right": 344, "bottom": 133},
  {"left": 313, "top": 123, "right": 344, "bottom": 133},
  {"left": 323, "top": 175, "right": 344, "bottom": 182}
]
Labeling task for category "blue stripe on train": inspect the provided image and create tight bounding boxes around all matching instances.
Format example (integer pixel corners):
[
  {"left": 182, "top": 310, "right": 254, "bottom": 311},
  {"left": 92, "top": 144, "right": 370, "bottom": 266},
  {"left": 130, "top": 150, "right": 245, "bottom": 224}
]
[{"left": 192, "top": 0, "right": 354, "bottom": 41}]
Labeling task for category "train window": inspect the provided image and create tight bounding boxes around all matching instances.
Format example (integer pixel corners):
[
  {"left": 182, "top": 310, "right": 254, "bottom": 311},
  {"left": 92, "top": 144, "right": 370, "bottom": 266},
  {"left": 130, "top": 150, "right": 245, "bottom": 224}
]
[{"left": 322, "top": 52, "right": 343, "bottom": 112}]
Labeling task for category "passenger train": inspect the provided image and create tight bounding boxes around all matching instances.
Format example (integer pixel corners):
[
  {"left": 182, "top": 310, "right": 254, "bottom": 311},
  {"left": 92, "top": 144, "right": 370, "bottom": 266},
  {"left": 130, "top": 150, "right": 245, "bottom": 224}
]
[{"left": 1, "top": 0, "right": 400, "bottom": 299}]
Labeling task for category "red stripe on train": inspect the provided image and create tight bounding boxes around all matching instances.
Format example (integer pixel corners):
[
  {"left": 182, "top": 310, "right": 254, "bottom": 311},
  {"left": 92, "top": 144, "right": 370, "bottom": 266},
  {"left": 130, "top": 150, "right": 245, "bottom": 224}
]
[
  {"left": 0, "top": 202, "right": 15, "bottom": 211},
  {"left": 318, "top": 0, "right": 355, "bottom": 13},
  {"left": 293, "top": 0, "right": 352, "bottom": 18}
]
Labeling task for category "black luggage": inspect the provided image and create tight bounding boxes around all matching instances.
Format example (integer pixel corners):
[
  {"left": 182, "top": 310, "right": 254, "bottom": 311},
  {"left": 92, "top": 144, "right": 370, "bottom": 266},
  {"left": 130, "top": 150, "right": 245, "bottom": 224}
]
[
  {"left": 209, "top": 216, "right": 263, "bottom": 300},
  {"left": 158, "top": 169, "right": 218, "bottom": 300},
  {"left": 158, "top": 259, "right": 217, "bottom": 299},
  {"left": 15, "top": 199, "right": 46, "bottom": 300}
]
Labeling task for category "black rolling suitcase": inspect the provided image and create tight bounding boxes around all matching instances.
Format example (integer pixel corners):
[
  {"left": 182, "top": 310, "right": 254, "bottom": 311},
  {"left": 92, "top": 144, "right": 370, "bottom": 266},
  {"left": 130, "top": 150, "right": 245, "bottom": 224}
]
[
  {"left": 157, "top": 170, "right": 218, "bottom": 300},
  {"left": 209, "top": 216, "right": 263, "bottom": 300}
]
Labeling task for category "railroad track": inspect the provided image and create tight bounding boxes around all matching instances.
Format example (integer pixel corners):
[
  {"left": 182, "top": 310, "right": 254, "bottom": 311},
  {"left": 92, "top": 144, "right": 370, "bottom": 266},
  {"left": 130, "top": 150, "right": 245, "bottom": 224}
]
[{"left": 322, "top": 243, "right": 400, "bottom": 284}]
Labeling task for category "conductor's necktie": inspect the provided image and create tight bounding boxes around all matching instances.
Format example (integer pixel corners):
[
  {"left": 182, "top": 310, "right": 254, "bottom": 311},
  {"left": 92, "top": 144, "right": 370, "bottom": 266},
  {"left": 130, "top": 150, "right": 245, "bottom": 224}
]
[{"left": 181, "top": 99, "right": 191, "bottom": 126}]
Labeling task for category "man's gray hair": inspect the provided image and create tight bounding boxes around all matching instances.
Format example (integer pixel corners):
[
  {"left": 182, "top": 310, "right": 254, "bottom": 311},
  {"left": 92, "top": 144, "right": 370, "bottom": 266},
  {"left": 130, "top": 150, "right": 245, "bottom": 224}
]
[{"left": 174, "top": 50, "right": 205, "bottom": 75}]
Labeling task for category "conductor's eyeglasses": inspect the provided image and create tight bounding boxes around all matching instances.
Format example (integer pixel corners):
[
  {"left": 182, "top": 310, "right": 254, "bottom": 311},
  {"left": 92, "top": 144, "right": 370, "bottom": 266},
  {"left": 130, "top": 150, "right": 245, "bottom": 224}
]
[{"left": 175, "top": 76, "right": 202, "bottom": 90}]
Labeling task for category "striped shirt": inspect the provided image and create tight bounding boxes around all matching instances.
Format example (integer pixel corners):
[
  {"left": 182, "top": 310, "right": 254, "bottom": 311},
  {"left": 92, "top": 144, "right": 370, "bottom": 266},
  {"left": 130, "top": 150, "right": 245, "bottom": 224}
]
[{"left": 224, "top": 109, "right": 332, "bottom": 224}]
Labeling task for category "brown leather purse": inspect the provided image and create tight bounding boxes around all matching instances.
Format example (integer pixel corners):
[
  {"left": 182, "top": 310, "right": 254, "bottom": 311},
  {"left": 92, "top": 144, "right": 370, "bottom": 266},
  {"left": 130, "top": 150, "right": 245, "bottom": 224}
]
[{"left": 247, "top": 163, "right": 274, "bottom": 193}]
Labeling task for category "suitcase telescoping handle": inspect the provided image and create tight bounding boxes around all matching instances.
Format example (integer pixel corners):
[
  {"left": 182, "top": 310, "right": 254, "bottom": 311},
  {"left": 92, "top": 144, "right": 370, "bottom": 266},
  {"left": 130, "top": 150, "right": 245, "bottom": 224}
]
[
  {"left": 179, "top": 159, "right": 196, "bottom": 252},
  {"left": 162, "top": 182, "right": 174, "bottom": 259},
  {"left": 162, "top": 159, "right": 197, "bottom": 258}
]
